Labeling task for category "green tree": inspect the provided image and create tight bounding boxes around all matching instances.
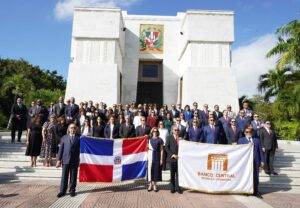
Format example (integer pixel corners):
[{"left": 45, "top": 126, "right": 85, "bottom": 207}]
[{"left": 266, "top": 20, "right": 300, "bottom": 69}]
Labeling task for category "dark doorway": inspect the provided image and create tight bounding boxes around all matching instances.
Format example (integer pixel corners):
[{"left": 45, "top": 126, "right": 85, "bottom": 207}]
[{"left": 136, "top": 61, "right": 163, "bottom": 106}]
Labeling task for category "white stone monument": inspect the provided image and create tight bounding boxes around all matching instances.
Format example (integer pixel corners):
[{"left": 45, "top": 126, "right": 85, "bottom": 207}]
[{"left": 65, "top": 7, "right": 239, "bottom": 111}]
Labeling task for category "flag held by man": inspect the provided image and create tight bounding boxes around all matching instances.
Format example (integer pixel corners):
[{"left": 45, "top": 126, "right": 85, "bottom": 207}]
[{"left": 79, "top": 136, "right": 148, "bottom": 182}]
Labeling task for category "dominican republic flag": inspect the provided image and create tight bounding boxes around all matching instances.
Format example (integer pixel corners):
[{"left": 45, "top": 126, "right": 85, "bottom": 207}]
[{"left": 79, "top": 136, "right": 148, "bottom": 182}]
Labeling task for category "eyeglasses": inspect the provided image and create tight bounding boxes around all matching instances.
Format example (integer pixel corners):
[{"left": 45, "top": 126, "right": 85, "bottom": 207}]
[
  {"left": 245, "top": 131, "right": 252, "bottom": 133},
  {"left": 266, "top": 122, "right": 271, "bottom": 125},
  {"left": 174, "top": 129, "right": 179, "bottom": 131},
  {"left": 231, "top": 121, "right": 236, "bottom": 123},
  {"left": 153, "top": 131, "right": 158, "bottom": 133},
  {"left": 141, "top": 120, "right": 145, "bottom": 121},
  {"left": 70, "top": 126, "right": 76, "bottom": 129},
  {"left": 209, "top": 119, "right": 214, "bottom": 121}
]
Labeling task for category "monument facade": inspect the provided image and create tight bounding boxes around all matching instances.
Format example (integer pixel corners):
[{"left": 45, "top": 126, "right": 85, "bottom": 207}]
[{"left": 65, "top": 7, "right": 239, "bottom": 111}]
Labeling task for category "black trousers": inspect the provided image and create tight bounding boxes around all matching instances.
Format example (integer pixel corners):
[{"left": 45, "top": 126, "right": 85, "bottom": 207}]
[
  {"left": 11, "top": 125, "right": 23, "bottom": 142},
  {"left": 265, "top": 149, "right": 275, "bottom": 173},
  {"left": 170, "top": 161, "right": 179, "bottom": 190},
  {"left": 60, "top": 164, "right": 78, "bottom": 194},
  {"left": 162, "top": 147, "right": 168, "bottom": 170},
  {"left": 253, "top": 163, "right": 259, "bottom": 194}
]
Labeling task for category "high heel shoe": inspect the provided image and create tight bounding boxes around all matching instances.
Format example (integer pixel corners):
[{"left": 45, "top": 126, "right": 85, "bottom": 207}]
[
  {"left": 153, "top": 186, "right": 159, "bottom": 192},
  {"left": 147, "top": 185, "right": 153, "bottom": 192}
]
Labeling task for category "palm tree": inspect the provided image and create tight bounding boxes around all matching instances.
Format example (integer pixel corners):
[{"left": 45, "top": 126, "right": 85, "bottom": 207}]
[
  {"left": 257, "top": 67, "right": 294, "bottom": 101},
  {"left": 1, "top": 73, "right": 35, "bottom": 101},
  {"left": 266, "top": 20, "right": 300, "bottom": 69}
]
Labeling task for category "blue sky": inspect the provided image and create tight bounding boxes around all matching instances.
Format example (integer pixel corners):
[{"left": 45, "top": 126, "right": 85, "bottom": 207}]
[{"left": 0, "top": 0, "right": 299, "bottom": 87}]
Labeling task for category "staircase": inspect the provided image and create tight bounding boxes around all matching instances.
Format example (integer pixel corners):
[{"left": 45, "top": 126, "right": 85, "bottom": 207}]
[{"left": 0, "top": 132, "right": 299, "bottom": 193}]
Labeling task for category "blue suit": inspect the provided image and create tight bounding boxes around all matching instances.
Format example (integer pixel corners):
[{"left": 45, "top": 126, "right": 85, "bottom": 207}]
[
  {"left": 202, "top": 125, "right": 220, "bottom": 144},
  {"left": 57, "top": 134, "right": 80, "bottom": 194},
  {"left": 236, "top": 116, "right": 250, "bottom": 132},
  {"left": 183, "top": 110, "right": 193, "bottom": 121},
  {"left": 188, "top": 126, "right": 202, "bottom": 142},
  {"left": 238, "top": 137, "right": 264, "bottom": 194}
]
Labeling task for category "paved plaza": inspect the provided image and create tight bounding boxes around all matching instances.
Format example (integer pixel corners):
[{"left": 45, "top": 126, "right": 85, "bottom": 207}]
[{"left": 0, "top": 132, "right": 300, "bottom": 207}]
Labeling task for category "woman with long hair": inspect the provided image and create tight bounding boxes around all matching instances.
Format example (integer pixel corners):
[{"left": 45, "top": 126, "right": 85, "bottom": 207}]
[{"left": 25, "top": 115, "right": 43, "bottom": 167}]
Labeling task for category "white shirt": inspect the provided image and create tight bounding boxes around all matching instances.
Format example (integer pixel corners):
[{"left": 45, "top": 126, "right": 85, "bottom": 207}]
[
  {"left": 158, "top": 128, "right": 169, "bottom": 145},
  {"left": 82, "top": 127, "right": 91, "bottom": 136},
  {"left": 133, "top": 116, "right": 141, "bottom": 128}
]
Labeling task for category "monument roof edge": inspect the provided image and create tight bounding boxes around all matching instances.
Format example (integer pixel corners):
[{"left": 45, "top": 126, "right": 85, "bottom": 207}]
[{"left": 74, "top": 6, "right": 121, "bottom": 12}]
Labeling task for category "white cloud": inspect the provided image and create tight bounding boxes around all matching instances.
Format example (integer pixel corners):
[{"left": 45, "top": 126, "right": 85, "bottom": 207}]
[
  {"left": 54, "top": 0, "right": 138, "bottom": 21},
  {"left": 232, "top": 33, "right": 278, "bottom": 97}
]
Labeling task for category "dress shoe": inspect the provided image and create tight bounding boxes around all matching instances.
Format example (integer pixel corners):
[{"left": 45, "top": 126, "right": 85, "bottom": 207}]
[
  {"left": 170, "top": 188, "right": 176, "bottom": 193},
  {"left": 254, "top": 192, "right": 263, "bottom": 199},
  {"left": 70, "top": 192, "right": 76, "bottom": 197},
  {"left": 57, "top": 192, "right": 65, "bottom": 198},
  {"left": 264, "top": 171, "right": 271, "bottom": 175},
  {"left": 177, "top": 189, "right": 183, "bottom": 194},
  {"left": 272, "top": 172, "right": 278, "bottom": 175}
]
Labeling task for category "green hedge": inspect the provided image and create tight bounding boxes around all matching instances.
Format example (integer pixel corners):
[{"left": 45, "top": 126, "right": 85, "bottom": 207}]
[{"left": 274, "top": 120, "right": 300, "bottom": 141}]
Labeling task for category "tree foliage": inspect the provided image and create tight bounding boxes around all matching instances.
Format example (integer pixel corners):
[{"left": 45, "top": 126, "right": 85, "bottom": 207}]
[
  {"left": 0, "top": 58, "right": 66, "bottom": 128},
  {"left": 255, "top": 19, "right": 300, "bottom": 140}
]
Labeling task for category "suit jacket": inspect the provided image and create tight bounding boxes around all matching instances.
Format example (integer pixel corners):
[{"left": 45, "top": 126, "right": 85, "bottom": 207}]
[
  {"left": 57, "top": 134, "right": 80, "bottom": 166},
  {"left": 237, "top": 137, "right": 264, "bottom": 165},
  {"left": 200, "top": 110, "right": 210, "bottom": 126},
  {"left": 104, "top": 124, "right": 120, "bottom": 139},
  {"left": 251, "top": 120, "right": 262, "bottom": 138},
  {"left": 219, "top": 117, "right": 230, "bottom": 130},
  {"left": 92, "top": 124, "right": 104, "bottom": 138},
  {"left": 135, "top": 125, "right": 151, "bottom": 137},
  {"left": 65, "top": 104, "right": 79, "bottom": 119},
  {"left": 236, "top": 116, "right": 250, "bottom": 132},
  {"left": 188, "top": 126, "right": 202, "bottom": 142},
  {"left": 32, "top": 105, "right": 48, "bottom": 123},
  {"left": 225, "top": 126, "right": 243, "bottom": 144},
  {"left": 259, "top": 128, "right": 278, "bottom": 151},
  {"left": 53, "top": 103, "right": 66, "bottom": 117},
  {"left": 11, "top": 104, "right": 28, "bottom": 129},
  {"left": 170, "top": 109, "right": 180, "bottom": 118},
  {"left": 202, "top": 125, "right": 220, "bottom": 144},
  {"left": 213, "top": 111, "right": 223, "bottom": 121},
  {"left": 119, "top": 123, "right": 135, "bottom": 138},
  {"left": 165, "top": 135, "right": 179, "bottom": 162}
]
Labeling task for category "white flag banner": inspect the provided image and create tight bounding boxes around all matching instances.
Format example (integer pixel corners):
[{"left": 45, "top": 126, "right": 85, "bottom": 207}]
[{"left": 178, "top": 140, "right": 253, "bottom": 194}]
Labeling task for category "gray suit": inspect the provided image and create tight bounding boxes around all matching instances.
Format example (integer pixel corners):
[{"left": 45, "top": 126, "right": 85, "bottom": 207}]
[{"left": 57, "top": 134, "right": 80, "bottom": 194}]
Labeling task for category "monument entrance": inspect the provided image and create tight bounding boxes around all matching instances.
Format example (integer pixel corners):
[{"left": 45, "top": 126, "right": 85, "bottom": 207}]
[{"left": 136, "top": 61, "right": 163, "bottom": 106}]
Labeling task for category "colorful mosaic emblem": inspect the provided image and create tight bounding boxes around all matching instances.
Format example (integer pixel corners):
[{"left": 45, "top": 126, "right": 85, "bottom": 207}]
[{"left": 139, "top": 24, "right": 164, "bottom": 54}]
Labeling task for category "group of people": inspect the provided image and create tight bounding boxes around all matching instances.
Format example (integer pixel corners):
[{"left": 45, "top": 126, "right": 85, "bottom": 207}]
[{"left": 8, "top": 96, "right": 278, "bottom": 198}]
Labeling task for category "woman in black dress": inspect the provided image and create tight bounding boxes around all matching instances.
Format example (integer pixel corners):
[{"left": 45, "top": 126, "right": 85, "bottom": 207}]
[
  {"left": 25, "top": 115, "right": 43, "bottom": 167},
  {"left": 92, "top": 116, "right": 104, "bottom": 138},
  {"left": 147, "top": 127, "right": 164, "bottom": 192}
]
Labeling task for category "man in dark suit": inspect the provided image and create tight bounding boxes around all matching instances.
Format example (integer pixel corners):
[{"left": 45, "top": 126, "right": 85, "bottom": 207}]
[
  {"left": 32, "top": 99, "right": 48, "bottom": 124},
  {"left": 174, "top": 117, "right": 186, "bottom": 138},
  {"left": 251, "top": 113, "right": 262, "bottom": 138},
  {"left": 53, "top": 96, "right": 66, "bottom": 118},
  {"left": 187, "top": 120, "right": 202, "bottom": 142},
  {"left": 56, "top": 123, "right": 80, "bottom": 197},
  {"left": 202, "top": 117, "right": 221, "bottom": 144},
  {"left": 238, "top": 127, "right": 264, "bottom": 198},
  {"left": 200, "top": 104, "right": 210, "bottom": 126},
  {"left": 212, "top": 105, "right": 223, "bottom": 121},
  {"left": 65, "top": 97, "right": 79, "bottom": 125},
  {"left": 135, "top": 116, "right": 151, "bottom": 136},
  {"left": 225, "top": 118, "right": 243, "bottom": 144},
  {"left": 10, "top": 97, "right": 27, "bottom": 143},
  {"left": 236, "top": 110, "right": 250, "bottom": 133},
  {"left": 219, "top": 110, "right": 230, "bottom": 131},
  {"left": 169, "top": 104, "right": 180, "bottom": 119},
  {"left": 165, "top": 125, "right": 182, "bottom": 194},
  {"left": 191, "top": 102, "right": 201, "bottom": 118},
  {"left": 119, "top": 115, "right": 135, "bottom": 138},
  {"left": 259, "top": 121, "right": 278, "bottom": 175}
]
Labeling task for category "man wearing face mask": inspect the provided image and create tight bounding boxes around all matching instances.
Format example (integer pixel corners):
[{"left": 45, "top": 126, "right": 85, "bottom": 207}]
[{"left": 238, "top": 127, "right": 264, "bottom": 198}]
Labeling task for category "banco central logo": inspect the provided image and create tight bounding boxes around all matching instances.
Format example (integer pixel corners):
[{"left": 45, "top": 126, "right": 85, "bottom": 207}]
[{"left": 207, "top": 154, "right": 228, "bottom": 171}]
